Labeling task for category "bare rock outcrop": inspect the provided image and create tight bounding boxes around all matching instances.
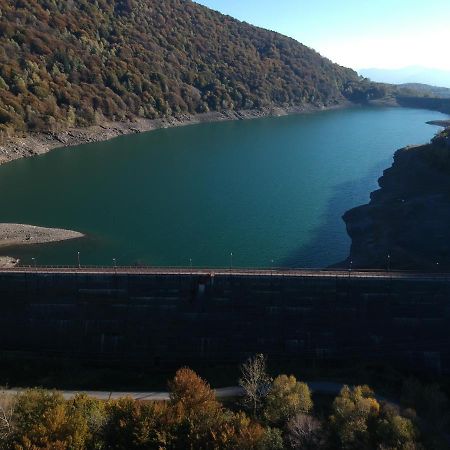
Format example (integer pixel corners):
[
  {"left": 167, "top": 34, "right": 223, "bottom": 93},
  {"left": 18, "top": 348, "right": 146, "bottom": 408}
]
[{"left": 342, "top": 128, "right": 450, "bottom": 270}]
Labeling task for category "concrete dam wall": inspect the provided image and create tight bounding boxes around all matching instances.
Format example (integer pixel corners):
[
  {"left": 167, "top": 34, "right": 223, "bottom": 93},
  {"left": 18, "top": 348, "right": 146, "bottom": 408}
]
[{"left": 0, "top": 270, "right": 449, "bottom": 373}]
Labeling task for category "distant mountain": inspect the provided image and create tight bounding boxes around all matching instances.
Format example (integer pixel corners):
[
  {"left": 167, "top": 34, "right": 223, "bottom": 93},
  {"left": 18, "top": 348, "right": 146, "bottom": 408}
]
[
  {"left": 359, "top": 66, "right": 450, "bottom": 89},
  {"left": 0, "top": 0, "right": 379, "bottom": 139}
]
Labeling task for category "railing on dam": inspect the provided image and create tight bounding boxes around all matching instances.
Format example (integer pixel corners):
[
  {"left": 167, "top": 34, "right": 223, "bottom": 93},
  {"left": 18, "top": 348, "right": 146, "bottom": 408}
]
[{"left": 2, "top": 264, "right": 450, "bottom": 281}]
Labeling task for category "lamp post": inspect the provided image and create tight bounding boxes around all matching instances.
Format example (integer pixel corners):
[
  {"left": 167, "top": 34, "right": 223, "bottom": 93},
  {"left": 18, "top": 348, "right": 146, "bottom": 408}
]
[
  {"left": 77, "top": 251, "right": 81, "bottom": 269},
  {"left": 271, "top": 259, "right": 274, "bottom": 276},
  {"left": 230, "top": 252, "right": 233, "bottom": 271},
  {"left": 387, "top": 254, "right": 391, "bottom": 272},
  {"left": 113, "top": 258, "right": 117, "bottom": 273},
  {"left": 31, "top": 257, "right": 36, "bottom": 269}
]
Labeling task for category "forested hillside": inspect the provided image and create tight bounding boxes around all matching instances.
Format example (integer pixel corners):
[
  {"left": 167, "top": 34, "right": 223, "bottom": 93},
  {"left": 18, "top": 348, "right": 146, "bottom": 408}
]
[{"left": 0, "top": 0, "right": 374, "bottom": 139}]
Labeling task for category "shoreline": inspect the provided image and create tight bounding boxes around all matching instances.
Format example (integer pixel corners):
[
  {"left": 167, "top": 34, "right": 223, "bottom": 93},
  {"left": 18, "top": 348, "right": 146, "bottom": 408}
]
[
  {"left": 426, "top": 119, "right": 450, "bottom": 127},
  {"left": 0, "top": 256, "right": 19, "bottom": 268},
  {"left": 0, "top": 103, "right": 356, "bottom": 166},
  {"left": 0, "top": 223, "right": 84, "bottom": 267}
]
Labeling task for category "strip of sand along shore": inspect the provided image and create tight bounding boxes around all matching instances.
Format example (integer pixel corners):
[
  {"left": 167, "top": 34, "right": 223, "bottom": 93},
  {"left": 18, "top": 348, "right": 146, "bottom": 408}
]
[{"left": 0, "top": 223, "right": 84, "bottom": 248}]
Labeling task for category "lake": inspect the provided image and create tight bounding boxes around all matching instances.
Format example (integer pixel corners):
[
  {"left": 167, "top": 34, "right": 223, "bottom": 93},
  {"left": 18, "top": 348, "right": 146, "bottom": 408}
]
[{"left": 0, "top": 106, "right": 447, "bottom": 268}]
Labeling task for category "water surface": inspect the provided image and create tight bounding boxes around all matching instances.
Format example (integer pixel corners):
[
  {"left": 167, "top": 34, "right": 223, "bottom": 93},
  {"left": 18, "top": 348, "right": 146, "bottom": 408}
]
[{"left": 0, "top": 107, "right": 447, "bottom": 267}]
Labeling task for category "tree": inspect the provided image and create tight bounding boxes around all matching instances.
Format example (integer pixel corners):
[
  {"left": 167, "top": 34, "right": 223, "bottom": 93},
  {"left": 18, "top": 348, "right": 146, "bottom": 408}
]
[
  {"left": 0, "top": 388, "right": 15, "bottom": 446},
  {"left": 264, "top": 375, "right": 313, "bottom": 425},
  {"left": 286, "top": 413, "right": 324, "bottom": 450},
  {"left": 239, "top": 354, "right": 272, "bottom": 417},
  {"left": 168, "top": 367, "right": 224, "bottom": 448},
  {"left": 375, "top": 403, "right": 418, "bottom": 450},
  {"left": 169, "top": 367, "right": 220, "bottom": 418},
  {"left": 258, "top": 426, "right": 284, "bottom": 449},
  {"left": 11, "top": 388, "right": 88, "bottom": 449},
  {"left": 68, "top": 394, "right": 106, "bottom": 449},
  {"left": 102, "top": 397, "right": 170, "bottom": 449},
  {"left": 329, "top": 385, "right": 380, "bottom": 450}
]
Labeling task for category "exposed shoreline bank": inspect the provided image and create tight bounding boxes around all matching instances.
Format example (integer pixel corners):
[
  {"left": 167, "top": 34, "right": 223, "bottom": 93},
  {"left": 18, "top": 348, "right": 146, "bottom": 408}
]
[
  {"left": 0, "top": 256, "right": 19, "bottom": 268},
  {"left": 0, "top": 223, "right": 84, "bottom": 267},
  {"left": 340, "top": 126, "right": 450, "bottom": 270},
  {"left": 0, "top": 103, "right": 356, "bottom": 166}
]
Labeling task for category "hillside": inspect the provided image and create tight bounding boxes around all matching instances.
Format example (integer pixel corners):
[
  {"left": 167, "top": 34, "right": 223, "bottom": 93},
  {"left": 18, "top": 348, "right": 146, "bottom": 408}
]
[
  {"left": 0, "top": 0, "right": 380, "bottom": 141},
  {"left": 397, "top": 83, "right": 450, "bottom": 98}
]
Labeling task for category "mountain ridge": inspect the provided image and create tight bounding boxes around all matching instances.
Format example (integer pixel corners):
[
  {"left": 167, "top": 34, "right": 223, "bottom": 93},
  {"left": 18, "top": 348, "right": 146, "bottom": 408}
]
[
  {"left": 0, "top": 0, "right": 381, "bottom": 143},
  {"left": 359, "top": 66, "right": 450, "bottom": 89}
]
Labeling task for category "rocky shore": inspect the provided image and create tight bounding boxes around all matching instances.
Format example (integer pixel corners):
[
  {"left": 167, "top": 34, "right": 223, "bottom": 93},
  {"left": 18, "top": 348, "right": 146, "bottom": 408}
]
[
  {"left": 342, "top": 128, "right": 450, "bottom": 270},
  {"left": 0, "top": 224, "right": 84, "bottom": 266},
  {"left": 426, "top": 119, "right": 450, "bottom": 127},
  {"left": 0, "top": 104, "right": 350, "bottom": 166},
  {"left": 0, "top": 256, "right": 19, "bottom": 268}
]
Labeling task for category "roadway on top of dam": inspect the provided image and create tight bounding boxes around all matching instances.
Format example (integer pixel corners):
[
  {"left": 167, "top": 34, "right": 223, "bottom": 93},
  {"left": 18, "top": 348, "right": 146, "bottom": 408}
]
[{"left": 1, "top": 266, "right": 450, "bottom": 281}]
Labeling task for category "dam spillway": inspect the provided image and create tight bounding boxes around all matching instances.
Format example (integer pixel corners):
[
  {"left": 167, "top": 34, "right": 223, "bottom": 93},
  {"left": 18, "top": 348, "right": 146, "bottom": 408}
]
[{"left": 0, "top": 268, "right": 449, "bottom": 373}]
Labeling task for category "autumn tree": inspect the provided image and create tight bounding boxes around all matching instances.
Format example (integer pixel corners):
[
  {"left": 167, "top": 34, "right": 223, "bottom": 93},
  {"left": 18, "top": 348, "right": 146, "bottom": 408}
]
[
  {"left": 102, "top": 397, "right": 170, "bottom": 449},
  {"left": 10, "top": 388, "right": 93, "bottom": 450},
  {"left": 168, "top": 367, "right": 225, "bottom": 448}
]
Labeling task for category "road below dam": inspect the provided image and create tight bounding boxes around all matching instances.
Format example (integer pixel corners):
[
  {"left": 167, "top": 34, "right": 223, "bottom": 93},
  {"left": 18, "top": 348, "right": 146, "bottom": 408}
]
[{"left": 0, "top": 268, "right": 449, "bottom": 373}]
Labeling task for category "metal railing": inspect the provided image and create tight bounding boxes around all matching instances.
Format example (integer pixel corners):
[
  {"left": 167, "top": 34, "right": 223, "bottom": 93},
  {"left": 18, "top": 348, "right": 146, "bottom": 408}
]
[{"left": 2, "top": 264, "right": 450, "bottom": 280}]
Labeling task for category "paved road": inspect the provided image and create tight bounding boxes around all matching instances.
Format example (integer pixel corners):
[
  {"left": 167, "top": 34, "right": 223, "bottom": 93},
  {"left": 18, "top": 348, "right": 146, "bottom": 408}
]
[
  {"left": 1, "top": 266, "right": 450, "bottom": 281},
  {"left": 2, "top": 382, "right": 350, "bottom": 401}
]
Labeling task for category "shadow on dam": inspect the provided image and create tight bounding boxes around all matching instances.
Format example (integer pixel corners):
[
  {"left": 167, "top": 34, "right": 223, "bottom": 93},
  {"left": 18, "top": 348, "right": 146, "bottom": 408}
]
[{"left": 0, "top": 269, "right": 449, "bottom": 375}]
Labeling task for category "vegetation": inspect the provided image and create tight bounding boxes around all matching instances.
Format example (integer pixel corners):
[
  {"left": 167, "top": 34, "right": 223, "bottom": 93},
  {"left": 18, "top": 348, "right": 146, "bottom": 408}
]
[
  {"left": 0, "top": 0, "right": 383, "bottom": 141},
  {"left": 1, "top": 355, "right": 448, "bottom": 449}
]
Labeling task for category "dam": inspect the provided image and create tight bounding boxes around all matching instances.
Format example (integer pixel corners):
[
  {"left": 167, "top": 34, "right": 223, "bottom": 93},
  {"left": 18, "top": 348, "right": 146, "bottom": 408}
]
[{"left": 0, "top": 267, "right": 449, "bottom": 373}]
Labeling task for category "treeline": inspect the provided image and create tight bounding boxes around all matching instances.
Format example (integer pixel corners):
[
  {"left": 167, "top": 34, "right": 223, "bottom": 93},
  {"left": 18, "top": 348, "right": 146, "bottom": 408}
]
[
  {"left": 0, "top": 0, "right": 382, "bottom": 140},
  {"left": 1, "top": 355, "right": 448, "bottom": 449}
]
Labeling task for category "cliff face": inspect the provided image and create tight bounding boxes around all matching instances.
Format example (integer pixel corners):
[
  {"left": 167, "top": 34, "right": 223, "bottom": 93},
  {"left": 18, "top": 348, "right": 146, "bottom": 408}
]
[{"left": 343, "top": 128, "right": 450, "bottom": 270}]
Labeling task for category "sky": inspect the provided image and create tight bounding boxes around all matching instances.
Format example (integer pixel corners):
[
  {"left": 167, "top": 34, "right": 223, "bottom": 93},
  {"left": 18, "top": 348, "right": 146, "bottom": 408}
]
[{"left": 194, "top": 0, "right": 450, "bottom": 72}]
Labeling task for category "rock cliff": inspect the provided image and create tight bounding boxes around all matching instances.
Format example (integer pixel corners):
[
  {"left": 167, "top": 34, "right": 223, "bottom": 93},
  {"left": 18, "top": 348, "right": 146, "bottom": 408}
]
[{"left": 342, "top": 128, "right": 450, "bottom": 270}]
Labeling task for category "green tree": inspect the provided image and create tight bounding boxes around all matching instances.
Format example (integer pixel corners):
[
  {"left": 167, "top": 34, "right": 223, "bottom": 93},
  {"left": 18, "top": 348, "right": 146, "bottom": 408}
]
[
  {"left": 264, "top": 375, "right": 313, "bottom": 425},
  {"left": 329, "top": 385, "right": 380, "bottom": 450},
  {"left": 375, "top": 404, "right": 418, "bottom": 450}
]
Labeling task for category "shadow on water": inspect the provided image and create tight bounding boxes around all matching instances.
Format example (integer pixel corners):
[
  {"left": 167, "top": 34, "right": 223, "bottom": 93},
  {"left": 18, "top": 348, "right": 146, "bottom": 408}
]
[{"left": 281, "top": 159, "right": 391, "bottom": 269}]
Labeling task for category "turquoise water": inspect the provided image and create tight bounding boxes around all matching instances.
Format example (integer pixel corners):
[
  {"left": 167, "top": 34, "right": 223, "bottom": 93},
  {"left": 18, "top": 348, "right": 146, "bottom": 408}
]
[{"left": 0, "top": 107, "right": 447, "bottom": 268}]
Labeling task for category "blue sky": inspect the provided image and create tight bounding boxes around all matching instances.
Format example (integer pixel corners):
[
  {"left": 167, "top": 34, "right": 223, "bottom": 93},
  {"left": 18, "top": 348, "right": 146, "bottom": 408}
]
[{"left": 195, "top": 0, "right": 450, "bottom": 71}]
